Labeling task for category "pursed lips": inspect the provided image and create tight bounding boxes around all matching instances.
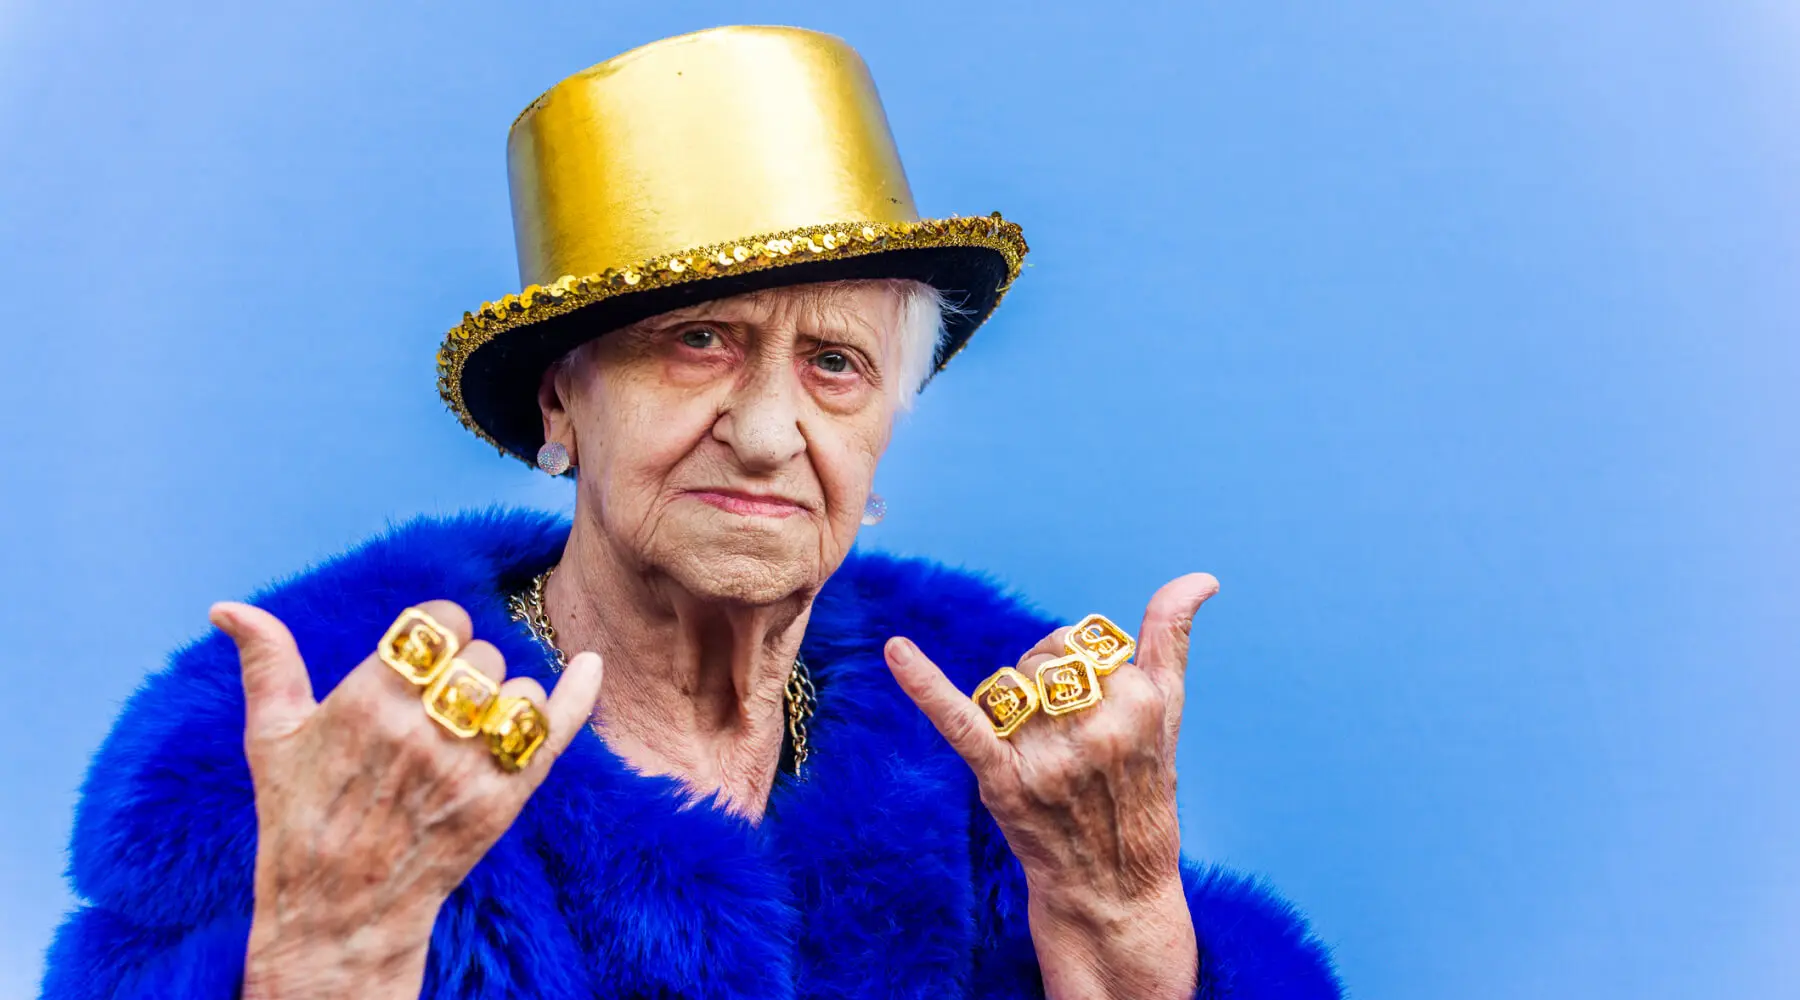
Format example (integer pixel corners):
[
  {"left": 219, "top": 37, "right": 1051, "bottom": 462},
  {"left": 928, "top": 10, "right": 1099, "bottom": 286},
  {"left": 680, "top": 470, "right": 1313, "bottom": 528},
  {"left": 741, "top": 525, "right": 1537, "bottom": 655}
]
[{"left": 684, "top": 488, "right": 809, "bottom": 518}]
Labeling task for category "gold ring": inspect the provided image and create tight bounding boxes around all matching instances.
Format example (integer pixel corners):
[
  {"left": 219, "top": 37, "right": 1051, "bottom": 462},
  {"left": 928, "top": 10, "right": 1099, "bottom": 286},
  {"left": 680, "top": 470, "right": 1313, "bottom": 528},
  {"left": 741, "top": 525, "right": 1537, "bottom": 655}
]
[
  {"left": 422, "top": 658, "right": 500, "bottom": 738},
  {"left": 1065, "top": 613, "right": 1135, "bottom": 674},
  {"left": 972, "top": 667, "right": 1039, "bottom": 738},
  {"left": 1036, "top": 653, "right": 1104, "bottom": 716},
  {"left": 378, "top": 607, "right": 460, "bottom": 685},
  {"left": 482, "top": 696, "right": 551, "bottom": 772}
]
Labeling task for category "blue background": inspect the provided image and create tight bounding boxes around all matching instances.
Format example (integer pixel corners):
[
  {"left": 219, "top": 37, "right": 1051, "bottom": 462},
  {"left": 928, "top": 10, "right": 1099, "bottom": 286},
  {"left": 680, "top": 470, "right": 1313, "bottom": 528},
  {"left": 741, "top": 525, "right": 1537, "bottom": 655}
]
[{"left": 2, "top": 1, "right": 1795, "bottom": 997}]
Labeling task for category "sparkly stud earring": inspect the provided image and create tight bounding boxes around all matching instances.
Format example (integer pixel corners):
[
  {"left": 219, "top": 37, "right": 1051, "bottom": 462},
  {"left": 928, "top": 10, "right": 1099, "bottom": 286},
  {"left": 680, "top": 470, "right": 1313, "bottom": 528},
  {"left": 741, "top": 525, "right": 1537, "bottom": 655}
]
[
  {"left": 861, "top": 494, "right": 887, "bottom": 526},
  {"left": 536, "top": 441, "right": 571, "bottom": 476}
]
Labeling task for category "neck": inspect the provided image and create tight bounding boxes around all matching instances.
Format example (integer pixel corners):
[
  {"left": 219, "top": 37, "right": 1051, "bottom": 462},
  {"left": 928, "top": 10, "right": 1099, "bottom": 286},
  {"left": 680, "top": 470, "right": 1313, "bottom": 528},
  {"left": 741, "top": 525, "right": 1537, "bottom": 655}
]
[{"left": 543, "top": 519, "right": 811, "bottom": 821}]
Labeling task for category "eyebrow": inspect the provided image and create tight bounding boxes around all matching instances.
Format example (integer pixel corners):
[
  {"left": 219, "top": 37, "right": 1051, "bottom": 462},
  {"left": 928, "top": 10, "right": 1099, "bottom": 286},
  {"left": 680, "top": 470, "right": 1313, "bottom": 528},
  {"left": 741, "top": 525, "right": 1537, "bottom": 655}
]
[
  {"left": 636, "top": 302, "right": 736, "bottom": 327},
  {"left": 645, "top": 296, "right": 886, "bottom": 339}
]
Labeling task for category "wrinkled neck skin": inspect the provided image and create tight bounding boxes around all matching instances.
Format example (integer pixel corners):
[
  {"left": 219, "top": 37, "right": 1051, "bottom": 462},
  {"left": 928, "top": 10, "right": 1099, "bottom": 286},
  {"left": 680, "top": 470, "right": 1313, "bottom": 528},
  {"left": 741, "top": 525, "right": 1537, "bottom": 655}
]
[{"left": 545, "top": 508, "right": 814, "bottom": 822}]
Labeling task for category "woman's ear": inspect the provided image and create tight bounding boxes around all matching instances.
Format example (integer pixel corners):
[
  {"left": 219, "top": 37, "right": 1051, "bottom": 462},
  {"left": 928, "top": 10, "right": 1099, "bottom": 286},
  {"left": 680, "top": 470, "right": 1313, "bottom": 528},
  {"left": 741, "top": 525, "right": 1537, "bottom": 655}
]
[{"left": 538, "top": 354, "right": 577, "bottom": 456}]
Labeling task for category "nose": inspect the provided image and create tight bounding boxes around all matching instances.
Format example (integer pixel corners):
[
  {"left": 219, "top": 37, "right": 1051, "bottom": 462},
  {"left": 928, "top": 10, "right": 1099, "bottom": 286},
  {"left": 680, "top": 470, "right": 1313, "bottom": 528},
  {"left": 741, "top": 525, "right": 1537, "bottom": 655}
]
[{"left": 711, "top": 358, "right": 806, "bottom": 473}]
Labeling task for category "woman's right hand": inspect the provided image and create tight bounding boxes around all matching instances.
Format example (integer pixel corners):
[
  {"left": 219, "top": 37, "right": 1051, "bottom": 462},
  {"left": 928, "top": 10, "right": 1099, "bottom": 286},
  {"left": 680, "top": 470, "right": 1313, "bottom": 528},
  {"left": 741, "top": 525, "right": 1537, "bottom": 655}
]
[{"left": 210, "top": 599, "right": 604, "bottom": 1000}]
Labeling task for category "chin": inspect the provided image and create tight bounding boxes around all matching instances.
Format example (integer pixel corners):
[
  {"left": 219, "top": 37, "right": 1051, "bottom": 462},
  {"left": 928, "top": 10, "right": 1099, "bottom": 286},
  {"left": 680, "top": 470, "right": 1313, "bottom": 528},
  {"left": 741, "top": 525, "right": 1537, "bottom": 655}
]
[{"left": 649, "top": 521, "right": 829, "bottom": 605}]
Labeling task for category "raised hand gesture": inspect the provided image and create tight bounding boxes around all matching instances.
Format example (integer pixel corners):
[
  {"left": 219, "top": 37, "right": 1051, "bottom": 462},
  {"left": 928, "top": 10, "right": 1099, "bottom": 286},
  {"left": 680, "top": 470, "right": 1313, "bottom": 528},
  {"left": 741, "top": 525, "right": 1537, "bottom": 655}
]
[
  {"left": 884, "top": 574, "right": 1220, "bottom": 1000},
  {"left": 211, "top": 600, "right": 603, "bottom": 999}
]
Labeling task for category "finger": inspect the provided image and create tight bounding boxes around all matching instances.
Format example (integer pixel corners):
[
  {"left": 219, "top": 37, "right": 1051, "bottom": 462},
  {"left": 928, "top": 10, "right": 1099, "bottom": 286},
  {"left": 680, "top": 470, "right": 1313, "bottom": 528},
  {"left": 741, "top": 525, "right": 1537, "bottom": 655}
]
[
  {"left": 338, "top": 600, "right": 480, "bottom": 706},
  {"left": 492, "top": 677, "right": 557, "bottom": 778},
  {"left": 886, "top": 637, "right": 1009, "bottom": 774},
  {"left": 537, "top": 651, "right": 604, "bottom": 763},
  {"left": 497, "top": 676, "right": 549, "bottom": 704},
  {"left": 1013, "top": 626, "right": 1072, "bottom": 672},
  {"left": 211, "top": 602, "right": 316, "bottom": 741},
  {"left": 456, "top": 639, "right": 508, "bottom": 685},
  {"left": 413, "top": 600, "right": 474, "bottom": 648},
  {"left": 1135, "top": 573, "right": 1221, "bottom": 688},
  {"left": 1011, "top": 627, "right": 1075, "bottom": 699}
]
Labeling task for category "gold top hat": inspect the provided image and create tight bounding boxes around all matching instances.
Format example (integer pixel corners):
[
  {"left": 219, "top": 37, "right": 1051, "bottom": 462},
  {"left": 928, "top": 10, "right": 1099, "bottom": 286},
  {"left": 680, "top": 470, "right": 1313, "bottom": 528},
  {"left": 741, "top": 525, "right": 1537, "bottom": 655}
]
[{"left": 437, "top": 25, "right": 1028, "bottom": 463}]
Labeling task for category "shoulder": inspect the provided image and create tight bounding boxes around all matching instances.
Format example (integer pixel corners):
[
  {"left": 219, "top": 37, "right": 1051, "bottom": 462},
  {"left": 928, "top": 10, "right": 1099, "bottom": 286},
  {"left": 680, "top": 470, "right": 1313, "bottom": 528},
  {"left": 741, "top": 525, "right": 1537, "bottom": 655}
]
[
  {"left": 809, "top": 549, "right": 1061, "bottom": 692},
  {"left": 65, "top": 508, "right": 569, "bottom": 926}
]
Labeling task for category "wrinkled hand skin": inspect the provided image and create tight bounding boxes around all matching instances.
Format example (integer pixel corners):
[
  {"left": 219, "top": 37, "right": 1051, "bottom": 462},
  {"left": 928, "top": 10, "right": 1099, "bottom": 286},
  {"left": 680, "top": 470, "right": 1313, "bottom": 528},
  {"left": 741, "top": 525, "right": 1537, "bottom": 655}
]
[
  {"left": 211, "top": 600, "right": 604, "bottom": 1000},
  {"left": 886, "top": 574, "right": 1220, "bottom": 1000}
]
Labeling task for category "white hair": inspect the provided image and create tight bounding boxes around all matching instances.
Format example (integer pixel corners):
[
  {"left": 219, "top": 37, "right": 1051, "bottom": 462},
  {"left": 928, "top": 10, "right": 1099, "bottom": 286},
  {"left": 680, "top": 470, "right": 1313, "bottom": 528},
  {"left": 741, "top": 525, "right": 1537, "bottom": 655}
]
[{"left": 889, "top": 278, "right": 953, "bottom": 407}]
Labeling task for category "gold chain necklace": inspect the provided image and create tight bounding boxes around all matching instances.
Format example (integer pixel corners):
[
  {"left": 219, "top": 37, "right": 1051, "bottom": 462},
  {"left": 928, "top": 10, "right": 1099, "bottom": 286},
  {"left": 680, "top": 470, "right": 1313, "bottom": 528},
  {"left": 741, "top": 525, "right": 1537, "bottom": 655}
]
[{"left": 506, "top": 568, "right": 815, "bottom": 777}]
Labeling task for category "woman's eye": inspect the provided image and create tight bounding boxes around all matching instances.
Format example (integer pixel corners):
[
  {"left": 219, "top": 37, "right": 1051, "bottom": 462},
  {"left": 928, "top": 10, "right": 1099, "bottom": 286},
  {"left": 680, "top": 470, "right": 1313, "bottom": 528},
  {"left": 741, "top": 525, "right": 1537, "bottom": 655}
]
[
  {"left": 679, "top": 327, "right": 718, "bottom": 349},
  {"left": 813, "top": 350, "right": 851, "bottom": 374}
]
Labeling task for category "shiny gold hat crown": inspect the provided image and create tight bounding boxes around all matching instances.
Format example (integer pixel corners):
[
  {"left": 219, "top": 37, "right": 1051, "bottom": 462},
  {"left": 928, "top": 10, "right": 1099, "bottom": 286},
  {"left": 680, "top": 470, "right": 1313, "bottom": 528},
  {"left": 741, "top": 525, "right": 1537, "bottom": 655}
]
[{"left": 437, "top": 25, "right": 1028, "bottom": 462}]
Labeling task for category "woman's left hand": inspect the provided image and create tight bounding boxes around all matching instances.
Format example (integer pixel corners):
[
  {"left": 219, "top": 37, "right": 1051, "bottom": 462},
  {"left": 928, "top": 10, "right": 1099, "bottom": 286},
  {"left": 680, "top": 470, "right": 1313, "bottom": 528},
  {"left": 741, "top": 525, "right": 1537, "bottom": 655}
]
[{"left": 885, "top": 573, "right": 1220, "bottom": 1000}]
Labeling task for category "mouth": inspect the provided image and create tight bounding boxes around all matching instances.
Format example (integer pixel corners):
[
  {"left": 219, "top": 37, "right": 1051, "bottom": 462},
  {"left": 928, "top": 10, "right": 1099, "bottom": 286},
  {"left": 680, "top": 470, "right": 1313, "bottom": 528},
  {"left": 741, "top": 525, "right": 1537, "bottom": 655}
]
[{"left": 684, "top": 489, "right": 808, "bottom": 519}]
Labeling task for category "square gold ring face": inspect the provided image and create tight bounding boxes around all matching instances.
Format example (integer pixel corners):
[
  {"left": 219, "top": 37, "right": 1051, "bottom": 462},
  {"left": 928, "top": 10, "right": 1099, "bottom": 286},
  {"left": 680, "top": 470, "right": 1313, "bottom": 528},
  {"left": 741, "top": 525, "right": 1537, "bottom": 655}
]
[
  {"left": 1035, "top": 654, "right": 1104, "bottom": 716},
  {"left": 482, "top": 697, "right": 550, "bottom": 771},
  {"left": 973, "top": 667, "right": 1041, "bottom": 738},
  {"left": 1066, "top": 613, "right": 1135, "bottom": 674},
  {"left": 379, "top": 608, "right": 460, "bottom": 685},
  {"left": 422, "top": 659, "right": 500, "bottom": 738}
]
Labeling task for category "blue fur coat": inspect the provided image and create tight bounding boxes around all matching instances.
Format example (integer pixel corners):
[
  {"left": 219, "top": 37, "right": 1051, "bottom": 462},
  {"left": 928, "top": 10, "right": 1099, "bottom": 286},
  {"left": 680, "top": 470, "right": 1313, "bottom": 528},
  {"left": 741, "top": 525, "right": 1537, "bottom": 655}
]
[{"left": 43, "top": 510, "right": 1340, "bottom": 999}]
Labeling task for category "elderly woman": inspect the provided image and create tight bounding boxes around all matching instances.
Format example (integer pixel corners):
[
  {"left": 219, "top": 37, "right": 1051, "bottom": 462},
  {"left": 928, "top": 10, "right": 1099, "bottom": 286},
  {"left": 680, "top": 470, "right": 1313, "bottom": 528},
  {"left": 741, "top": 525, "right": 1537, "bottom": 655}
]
[{"left": 43, "top": 26, "right": 1339, "bottom": 1000}]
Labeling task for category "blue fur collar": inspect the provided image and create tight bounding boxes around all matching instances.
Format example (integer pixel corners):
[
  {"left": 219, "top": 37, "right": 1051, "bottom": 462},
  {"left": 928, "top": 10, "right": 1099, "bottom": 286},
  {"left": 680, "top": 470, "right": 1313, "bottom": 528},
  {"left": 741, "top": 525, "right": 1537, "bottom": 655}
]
[{"left": 45, "top": 509, "right": 1340, "bottom": 999}]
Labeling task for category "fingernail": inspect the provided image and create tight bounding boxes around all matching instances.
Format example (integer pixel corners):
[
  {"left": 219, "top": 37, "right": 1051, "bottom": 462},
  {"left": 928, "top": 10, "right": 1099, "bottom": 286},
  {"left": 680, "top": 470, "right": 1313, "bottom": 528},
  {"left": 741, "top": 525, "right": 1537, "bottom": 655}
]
[
  {"left": 886, "top": 637, "right": 915, "bottom": 665},
  {"left": 208, "top": 603, "right": 239, "bottom": 631}
]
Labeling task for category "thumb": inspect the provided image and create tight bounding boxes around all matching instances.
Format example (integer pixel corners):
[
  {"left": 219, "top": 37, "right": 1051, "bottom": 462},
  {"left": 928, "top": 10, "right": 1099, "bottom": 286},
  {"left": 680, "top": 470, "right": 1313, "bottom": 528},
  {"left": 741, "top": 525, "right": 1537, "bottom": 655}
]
[
  {"left": 211, "top": 602, "right": 316, "bottom": 741},
  {"left": 1135, "top": 573, "right": 1221, "bottom": 687}
]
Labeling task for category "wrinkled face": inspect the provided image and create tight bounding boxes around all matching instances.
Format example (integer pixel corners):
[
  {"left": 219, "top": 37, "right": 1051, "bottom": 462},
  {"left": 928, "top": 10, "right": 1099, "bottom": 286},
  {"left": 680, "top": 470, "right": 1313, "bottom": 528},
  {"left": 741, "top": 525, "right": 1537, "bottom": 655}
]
[{"left": 540, "top": 281, "right": 909, "bottom": 605}]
